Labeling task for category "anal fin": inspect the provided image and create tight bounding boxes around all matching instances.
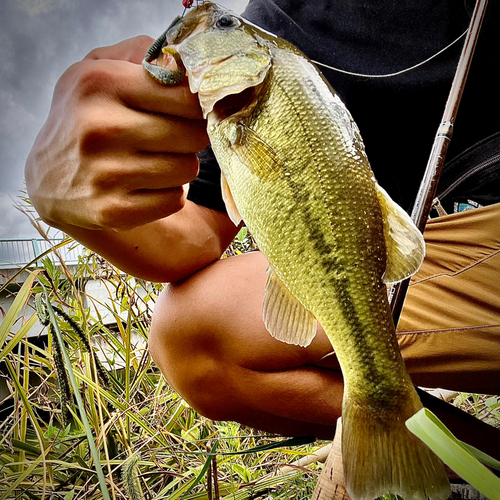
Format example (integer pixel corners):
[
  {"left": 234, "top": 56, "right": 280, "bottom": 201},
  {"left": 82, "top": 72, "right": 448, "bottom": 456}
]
[{"left": 263, "top": 268, "right": 317, "bottom": 347}]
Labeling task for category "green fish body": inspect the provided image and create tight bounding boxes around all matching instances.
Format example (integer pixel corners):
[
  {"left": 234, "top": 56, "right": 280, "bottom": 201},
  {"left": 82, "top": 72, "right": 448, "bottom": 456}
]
[{"left": 146, "top": 4, "right": 450, "bottom": 499}]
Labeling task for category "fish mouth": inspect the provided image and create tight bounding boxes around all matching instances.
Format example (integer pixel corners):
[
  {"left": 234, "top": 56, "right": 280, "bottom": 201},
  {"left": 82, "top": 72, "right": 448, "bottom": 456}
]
[
  {"left": 143, "top": 4, "right": 214, "bottom": 84},
  {"left": 212, "top": 86, "right": 257, "bottom": 120}
]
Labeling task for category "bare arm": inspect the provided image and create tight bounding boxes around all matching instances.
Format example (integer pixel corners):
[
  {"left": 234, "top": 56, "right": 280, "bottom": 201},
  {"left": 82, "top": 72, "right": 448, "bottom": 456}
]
[
  {"left": 55, "top": 201, "right": 238, "bottom": 282},
  {"left": 25, "top": 36, "right": 237, "bottom": 282}
]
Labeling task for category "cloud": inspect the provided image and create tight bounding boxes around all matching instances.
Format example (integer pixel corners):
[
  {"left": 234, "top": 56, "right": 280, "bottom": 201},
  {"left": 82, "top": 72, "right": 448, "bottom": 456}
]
[
  {"left": 0, "top": 193, "right": 40, "bottom": 238},
  {"left": 0, "top": 90, "right": 37, "bottom": 136},
  {"left": 0, "top": 0, "right": 248, "bottom": 239},
  {"left": 16, "top": 0, "right": 72, "bottom": 17}
]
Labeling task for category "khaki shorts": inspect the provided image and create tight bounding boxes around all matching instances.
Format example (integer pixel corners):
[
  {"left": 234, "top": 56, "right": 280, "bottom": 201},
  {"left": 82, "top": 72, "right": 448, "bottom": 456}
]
[{"left": 398, "top": 203, "right": 500, "bottom": 395}]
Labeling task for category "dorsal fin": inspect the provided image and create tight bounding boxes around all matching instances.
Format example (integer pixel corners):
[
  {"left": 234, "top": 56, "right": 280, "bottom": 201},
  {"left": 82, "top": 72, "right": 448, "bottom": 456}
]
[{"left": 376, "top": 184, "right": 425, "bottom": 284}]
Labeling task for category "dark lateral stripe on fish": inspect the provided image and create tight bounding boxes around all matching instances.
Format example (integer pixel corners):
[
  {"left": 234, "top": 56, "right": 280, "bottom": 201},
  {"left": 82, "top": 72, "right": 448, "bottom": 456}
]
[{"left": 281, "top": 171, "right": 392, "bottom": 391}]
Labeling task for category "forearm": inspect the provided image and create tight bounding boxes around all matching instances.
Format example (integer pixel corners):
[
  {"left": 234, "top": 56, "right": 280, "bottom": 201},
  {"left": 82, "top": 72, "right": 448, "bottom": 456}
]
[
  {"left": 52, "top": 202, "right": 238, "bottom": 283},
  {"left": 25, "top": 37, "right": 236, "bottom": 282}
]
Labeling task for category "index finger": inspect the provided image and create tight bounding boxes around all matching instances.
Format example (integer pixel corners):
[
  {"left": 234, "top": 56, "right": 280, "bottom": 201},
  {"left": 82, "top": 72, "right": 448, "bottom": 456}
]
[
  {"left": 88, "top": 58, "right": 203, "bottom": 119},
  {"left": 85, "top": 35, "right": 155, "bottom": 65},
  {"left": 84, "top": 37, "right": 203, "bottom": 119}
]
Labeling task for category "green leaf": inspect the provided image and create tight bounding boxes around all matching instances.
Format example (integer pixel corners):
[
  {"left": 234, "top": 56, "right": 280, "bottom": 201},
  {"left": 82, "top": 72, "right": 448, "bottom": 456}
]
[
  {"left": 220, "top": 471, "right": 303, "bottom": 500},
  {"left": 0, "top": 239, "right": 70, "bottom": 295},
  {"left": 231, "top": 463, "right": 253, "bottom": 483},
  {"left": 4, "top": 360, "right": 47, "bottom": 452},
  {"left": 220, "top": 435, "right": 315, "bottom": 455},
  {"left": 485, "top": 396, "right": 500, "bottom": 410},
  {"left": 237, "top": 227, "right": 247, "bottom": 242},
  {"left": 0, "top": 313, "right": 38, "bottom": 362},
  {"left": 406, "top": 408, "right": 500, "bottom": 500},
  {"left": 43, "top": 294, "right": 112, "bottom": 500},
  {"left": 460, "top": 442, "right": 500, "bottom": 472},
  {"left": 0, "top": 271, "right": 38, "bottom": 348},
  {"left": 160, "top": 442, "right": 218, "bottom": 500},
  {"left": 11, "top": 439, "right": 42, "bottom": 457},
  {"left": 181, "top": 483, "right": 236, "bottom": 500},
  {"left": 0, "top": 458, "right": 42, "bottom": 500},
  {"left": 182, "top": 423, "right": 201, "bottom": 442}
]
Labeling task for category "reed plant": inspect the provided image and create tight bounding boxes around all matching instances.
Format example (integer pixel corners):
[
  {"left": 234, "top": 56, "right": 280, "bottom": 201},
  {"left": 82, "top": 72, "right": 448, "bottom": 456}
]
[
  {"left": 0, "top": 231, "right": 320, "bottom": 500},
  {"left": 0, "top": 223, "right": 499, "bottom": 500}
]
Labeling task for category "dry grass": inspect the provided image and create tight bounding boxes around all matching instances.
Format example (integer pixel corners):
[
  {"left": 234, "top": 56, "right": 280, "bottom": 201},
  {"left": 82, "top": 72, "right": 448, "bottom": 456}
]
[
  {"left": 0, "top": 235, "right": 321, "bottom": 500},
  {"left": 1, "top": 225, "right": 498, "bottom": 499}
]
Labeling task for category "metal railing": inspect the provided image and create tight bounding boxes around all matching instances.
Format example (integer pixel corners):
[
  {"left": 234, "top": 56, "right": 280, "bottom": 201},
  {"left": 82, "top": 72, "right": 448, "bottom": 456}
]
[{"left": 0, "top": 238, "right": 84, "bottom": 270}]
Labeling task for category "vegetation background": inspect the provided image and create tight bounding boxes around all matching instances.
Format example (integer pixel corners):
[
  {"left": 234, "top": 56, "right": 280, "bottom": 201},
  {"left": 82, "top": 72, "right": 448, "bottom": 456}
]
[{"left": 1, "top": 220, "right": 499, "bottom": 500}]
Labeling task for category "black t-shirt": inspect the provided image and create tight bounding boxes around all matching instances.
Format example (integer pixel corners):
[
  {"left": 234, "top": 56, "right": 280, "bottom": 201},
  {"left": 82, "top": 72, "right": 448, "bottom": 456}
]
[{"left": 187, "top": 0, "right": 500, "bottom": 213}]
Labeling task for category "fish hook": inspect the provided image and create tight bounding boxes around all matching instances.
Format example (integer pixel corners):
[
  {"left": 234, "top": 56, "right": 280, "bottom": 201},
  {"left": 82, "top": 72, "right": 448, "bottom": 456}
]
[{"left": 182, "top": 0, "right": 200, "bottom": 15}]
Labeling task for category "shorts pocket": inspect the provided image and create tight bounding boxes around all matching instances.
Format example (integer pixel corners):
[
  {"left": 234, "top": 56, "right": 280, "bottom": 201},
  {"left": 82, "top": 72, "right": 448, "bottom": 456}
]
[{"left": 435, "top": 131, "right": 500, "bottom": 215}]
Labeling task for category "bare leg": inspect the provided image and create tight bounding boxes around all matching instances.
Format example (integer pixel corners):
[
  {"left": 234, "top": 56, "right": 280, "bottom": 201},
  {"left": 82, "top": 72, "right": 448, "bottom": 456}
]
[
  {"left": 150, "top": 202, "right": 500, "bottom": 439},
  {"left": 149, "top": 251, "right": 342, "bottom": 439}
]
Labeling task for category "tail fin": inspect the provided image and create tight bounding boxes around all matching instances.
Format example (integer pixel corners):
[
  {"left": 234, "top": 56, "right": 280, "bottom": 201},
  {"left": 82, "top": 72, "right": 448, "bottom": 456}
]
[{"left": 342, "top": 392, "right": 450, "bottom": 500}]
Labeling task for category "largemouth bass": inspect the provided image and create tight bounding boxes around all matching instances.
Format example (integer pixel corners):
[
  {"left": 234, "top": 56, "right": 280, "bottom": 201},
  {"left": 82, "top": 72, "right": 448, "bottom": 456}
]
[{"left": 144, "top": 3, "right": 450, "bottom": 499}]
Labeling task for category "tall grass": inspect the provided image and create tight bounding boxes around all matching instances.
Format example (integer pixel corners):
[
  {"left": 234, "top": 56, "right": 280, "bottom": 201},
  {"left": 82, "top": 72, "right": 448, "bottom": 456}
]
[
  {"left": 1, "top": 223, "right": 499, "bottom": 499},
  {"left": 0, "top": 234, "right": 321, "bottom": 500}
]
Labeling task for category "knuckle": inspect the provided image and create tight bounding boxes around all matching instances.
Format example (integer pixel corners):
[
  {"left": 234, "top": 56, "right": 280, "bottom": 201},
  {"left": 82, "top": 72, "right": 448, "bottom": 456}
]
[
  {"left": 85, "top": 36, "right": 153, "bottom": 63},
  {"left": 161, "top": 154, "right": 200, "bottom": 186},
  {"left": 132, "top": 35, "right": 155, "bottom": 51},
  {"left": 73, "top": 60, "right": 115, "bottom": 99},
  {"left": 192, "top": 127, "right": 210, "bottom": 151},
  {"left": 91, "top": 166, "right": 121, "bottom": 191},
  {"left": 180, "top": 154, "right": 200, "bottom": 182},
  {"left": 144, "top": 190, "right": 185, "bottom": 221},
  {"left": 78, "top": 113, "right": 124, "bottom": 154},
  {"left": 162, "top": 186, "right": 187, "bottom": 214},
  {"left": 95, "top": 198, "right": 129, "bottom": 229},
  {"left": 85, "top": 47, "right": 103, "bottom": 61}
]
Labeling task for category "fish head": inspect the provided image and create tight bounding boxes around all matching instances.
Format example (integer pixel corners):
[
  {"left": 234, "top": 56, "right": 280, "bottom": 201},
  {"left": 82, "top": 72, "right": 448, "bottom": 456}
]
[{"left": 162, "top": 2, "right": 273, "bottom": 117}]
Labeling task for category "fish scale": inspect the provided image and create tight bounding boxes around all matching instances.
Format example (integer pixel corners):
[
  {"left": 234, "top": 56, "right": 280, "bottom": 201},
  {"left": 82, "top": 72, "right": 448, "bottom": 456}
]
[{"left": 145, "top": 3, "right": 450, "bottom": 499}]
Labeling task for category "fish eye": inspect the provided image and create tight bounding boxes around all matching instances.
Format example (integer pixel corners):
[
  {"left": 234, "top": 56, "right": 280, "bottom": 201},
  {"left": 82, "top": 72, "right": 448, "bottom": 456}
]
[{"left": 216, "top": 15, "right": 239, "bottom": 29}]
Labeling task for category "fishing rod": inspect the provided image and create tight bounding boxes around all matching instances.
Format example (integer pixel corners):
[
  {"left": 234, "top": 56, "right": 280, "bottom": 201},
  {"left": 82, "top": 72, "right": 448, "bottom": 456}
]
[
  {"left": 388, "top": 0, "right": 499, "bottom": 477},
  {"left": 312, "top": 3, "right": 492, "bottom": 499},
  {"left": 389, "top": 0, "right": 490, "bottom": 324}
]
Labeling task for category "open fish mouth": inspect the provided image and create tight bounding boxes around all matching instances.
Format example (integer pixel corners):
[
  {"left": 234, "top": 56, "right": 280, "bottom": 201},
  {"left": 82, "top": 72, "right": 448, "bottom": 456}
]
[
  {"left": 144, "top": 2, "right": 271, "bottom": 118},
  {"left": 144, "top": 38, "right": 261, "bottom": 123},
  {"left": 142, "top": 3, "right": 219, "bottom": 86},
  {"left": 211, "top": 85, "right": 261, "bottom": 121}
]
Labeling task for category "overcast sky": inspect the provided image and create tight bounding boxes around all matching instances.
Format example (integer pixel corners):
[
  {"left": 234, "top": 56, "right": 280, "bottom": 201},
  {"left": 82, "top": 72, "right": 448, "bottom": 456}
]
[{"left": 0, "top": 0, "right": 247, "bottom": 239}]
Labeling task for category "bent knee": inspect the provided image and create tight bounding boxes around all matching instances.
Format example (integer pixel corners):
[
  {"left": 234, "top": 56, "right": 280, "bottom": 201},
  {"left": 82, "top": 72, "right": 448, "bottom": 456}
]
[
  {"left": 148, "top": 254, "right": 264, "bottom": 387},
  {"left": 148, "top": 279, "right": 220, "bottom": 368},
  {"left": 148, "top": 283, "right": 232, "bottom": 420},
  {"left": 149, "top": 332, "right": 234, "bottom": 421}
]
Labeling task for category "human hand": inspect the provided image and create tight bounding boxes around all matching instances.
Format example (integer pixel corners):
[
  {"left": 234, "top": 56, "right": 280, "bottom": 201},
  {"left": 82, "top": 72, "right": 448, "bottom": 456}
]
[{"left": 25, "top": 36, "right": 209, "bottom": 231}]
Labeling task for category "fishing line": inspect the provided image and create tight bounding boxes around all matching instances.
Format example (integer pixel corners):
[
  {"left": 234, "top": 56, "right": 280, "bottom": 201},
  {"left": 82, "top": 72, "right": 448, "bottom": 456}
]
[
  {"left": 312, "top": 29, "right": 468, "bottom": 78},
  {"left": 178, "top": 1, "right": 467, "bottom": 78}
]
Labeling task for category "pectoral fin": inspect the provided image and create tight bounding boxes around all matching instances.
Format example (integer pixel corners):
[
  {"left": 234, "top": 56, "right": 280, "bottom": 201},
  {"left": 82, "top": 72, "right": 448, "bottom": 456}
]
[
  {"left": 231, "top": 123, "right": 284, "bottom": 182},
  {"left": 221, "top": 172, "right": 243, "bottom": 226},
  {"left": 263, "top": 268, "right": 317, "bottom": 347},
  {"left": 376, "top": 185, "right": 425, "bottom": 284}
]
